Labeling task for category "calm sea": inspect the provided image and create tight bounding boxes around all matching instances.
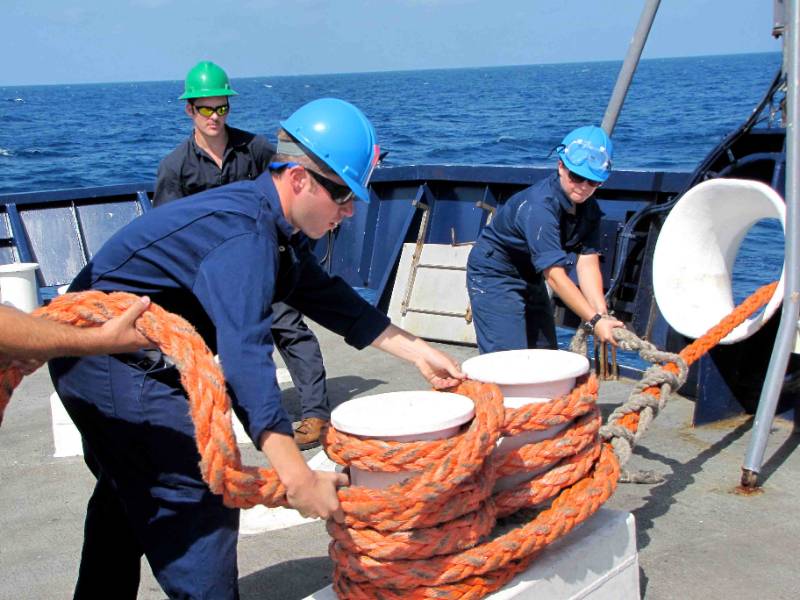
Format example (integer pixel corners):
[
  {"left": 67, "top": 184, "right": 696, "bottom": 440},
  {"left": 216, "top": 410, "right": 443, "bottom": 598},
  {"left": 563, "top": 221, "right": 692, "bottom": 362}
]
[{"left": 0, "top": 52, "right": 786, "bottom": 308}]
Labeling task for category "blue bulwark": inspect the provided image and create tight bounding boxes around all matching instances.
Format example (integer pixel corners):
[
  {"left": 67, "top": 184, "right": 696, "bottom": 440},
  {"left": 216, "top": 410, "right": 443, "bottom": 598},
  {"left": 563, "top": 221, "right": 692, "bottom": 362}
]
[{"left": 0, "top": 183, "right": 153, "bottom": 297}]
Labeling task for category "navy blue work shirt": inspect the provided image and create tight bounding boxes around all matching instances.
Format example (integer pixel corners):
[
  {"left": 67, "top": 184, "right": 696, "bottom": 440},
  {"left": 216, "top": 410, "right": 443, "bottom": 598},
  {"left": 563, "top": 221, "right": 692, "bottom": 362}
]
[
  {"left": 471, "top": 173, "right": 603, "bottom": 282},
  {"left": 152, "top": 126, "right": 275, "bottom": 207},
  {"left": 68, "top": 172, "right": 390, "bottom": 443}
]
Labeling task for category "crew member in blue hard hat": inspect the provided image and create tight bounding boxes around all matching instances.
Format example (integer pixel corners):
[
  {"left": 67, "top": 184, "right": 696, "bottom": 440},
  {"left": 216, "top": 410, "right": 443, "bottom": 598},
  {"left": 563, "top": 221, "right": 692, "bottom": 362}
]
[
  {"left": 49, "top": 98, "right": 464, "bottom": 599},
  {"left": 154, "top": 61, "right": 333, "bottom": 452},
  {"left": 467, "top": 125, "right": 624, "bottom": 354}
]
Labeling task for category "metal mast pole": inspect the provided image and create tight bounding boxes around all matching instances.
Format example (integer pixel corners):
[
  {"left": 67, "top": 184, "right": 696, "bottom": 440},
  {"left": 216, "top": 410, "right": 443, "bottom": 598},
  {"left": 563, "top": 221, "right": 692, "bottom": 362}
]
[
  {"left": 601, "top": 0, "right": 661, "bottom": 135},
  {"left": 742, "top": 0, "right": 799, "bottom": 487}
]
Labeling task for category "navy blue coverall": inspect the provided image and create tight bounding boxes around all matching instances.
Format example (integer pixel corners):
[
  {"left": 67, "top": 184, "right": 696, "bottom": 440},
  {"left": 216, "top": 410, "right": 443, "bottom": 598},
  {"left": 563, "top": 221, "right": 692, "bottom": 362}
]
[
  {"left": 153, "top": 126, "right": 331, "bottom": 424},
  {"left": 466, "top": 173, "right": 602, "bottom": 354},
  {"left": 49, "top": 172, "right": 389, "bottom": 599}
]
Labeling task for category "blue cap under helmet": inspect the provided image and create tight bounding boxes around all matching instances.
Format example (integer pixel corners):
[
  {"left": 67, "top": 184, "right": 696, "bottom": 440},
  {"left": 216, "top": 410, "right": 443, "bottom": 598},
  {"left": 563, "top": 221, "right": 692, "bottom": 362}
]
[{"left": 557, "top": 126, "right": 613, "bottom": 183}]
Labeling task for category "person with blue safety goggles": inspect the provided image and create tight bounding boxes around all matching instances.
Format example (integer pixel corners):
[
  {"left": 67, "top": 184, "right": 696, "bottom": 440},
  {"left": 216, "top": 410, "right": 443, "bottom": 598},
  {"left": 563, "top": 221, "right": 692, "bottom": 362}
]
[{"left": 467, "top": 125, "right": 623, "bottom": 355}]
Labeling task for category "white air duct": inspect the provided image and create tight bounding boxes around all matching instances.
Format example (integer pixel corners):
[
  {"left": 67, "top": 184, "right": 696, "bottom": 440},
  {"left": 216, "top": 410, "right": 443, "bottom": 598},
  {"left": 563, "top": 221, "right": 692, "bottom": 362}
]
[{"left": 653, "top": 178, "right": 785, "bottom": 344}]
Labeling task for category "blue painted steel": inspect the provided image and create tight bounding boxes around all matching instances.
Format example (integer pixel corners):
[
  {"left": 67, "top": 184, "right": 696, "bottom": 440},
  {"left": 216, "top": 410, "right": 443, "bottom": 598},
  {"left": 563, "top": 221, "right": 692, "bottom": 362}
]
[
  {"left": 137, "top": 190, "right": 153, "bottom": 212},
  {"left": 328, "top": 184, "right": 419, "bottom": 305},
  {"left": 0, "top": 183, "right": 151, "bottom": 297},
  {"left": 4, "top": 204, "right": 33, "bottom": 263}
]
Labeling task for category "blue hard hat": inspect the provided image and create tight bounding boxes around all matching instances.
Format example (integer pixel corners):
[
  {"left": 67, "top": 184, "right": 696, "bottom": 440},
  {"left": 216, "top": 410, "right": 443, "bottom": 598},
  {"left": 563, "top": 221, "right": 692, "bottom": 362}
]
[
  {"left": 557, "top": 126, "right": 614, "bottom": 183},
  {"left": 280, "top": 98, "right": 380, "bottom": 203}
]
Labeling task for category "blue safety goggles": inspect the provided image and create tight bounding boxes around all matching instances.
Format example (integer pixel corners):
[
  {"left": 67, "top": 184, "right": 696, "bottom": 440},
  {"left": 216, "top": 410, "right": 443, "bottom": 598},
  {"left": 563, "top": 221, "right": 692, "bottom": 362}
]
[{"left": 557, "top": 140, "right": 612, "bottom": 171}]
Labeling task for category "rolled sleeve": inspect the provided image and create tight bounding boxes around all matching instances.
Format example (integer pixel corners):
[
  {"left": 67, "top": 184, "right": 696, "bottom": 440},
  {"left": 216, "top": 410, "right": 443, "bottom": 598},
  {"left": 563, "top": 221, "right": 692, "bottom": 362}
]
[
  {"left": 577, "top": 200, "right": 603, "bottom": 255},
  {"left": 521, "top": 200, "right": 569, "bottom": 272},
  {"left": 193, "top": 233, "right": 293, "bottom": 446}
]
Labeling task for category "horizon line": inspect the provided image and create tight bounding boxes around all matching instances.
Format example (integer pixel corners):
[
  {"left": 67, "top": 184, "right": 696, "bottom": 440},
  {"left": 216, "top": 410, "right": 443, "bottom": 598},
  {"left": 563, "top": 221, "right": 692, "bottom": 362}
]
[{"left": 1, "top": 50, "right": 781, "bottom": 89}]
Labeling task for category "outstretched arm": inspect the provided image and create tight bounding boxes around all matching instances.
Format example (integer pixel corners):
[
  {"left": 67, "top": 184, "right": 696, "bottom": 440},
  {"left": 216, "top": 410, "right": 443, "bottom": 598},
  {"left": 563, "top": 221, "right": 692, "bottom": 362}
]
[
  {"left": 0, "top": 296, "right": 152, "bottom": 361},
  {"left": 370, "top": 323, "right": 465, "bottom": 389}
]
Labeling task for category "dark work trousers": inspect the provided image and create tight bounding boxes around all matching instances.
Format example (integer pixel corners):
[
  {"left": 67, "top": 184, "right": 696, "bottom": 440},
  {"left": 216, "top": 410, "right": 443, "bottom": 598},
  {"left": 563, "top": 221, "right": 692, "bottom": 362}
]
[
  {"left": 270, "top": 301, "right": 330, "bottom": 421},
  {"left": 49, "top": 352, "right": 240, "bottom": 600},
  {"left": 467, "top": 267, "right": 558, "bottom": 354}
]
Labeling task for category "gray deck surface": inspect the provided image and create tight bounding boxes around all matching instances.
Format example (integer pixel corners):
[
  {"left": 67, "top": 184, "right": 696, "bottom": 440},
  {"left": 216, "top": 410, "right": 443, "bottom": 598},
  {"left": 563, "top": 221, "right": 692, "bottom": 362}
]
[{"left": 1, "top": 325, "right": 798, "bottom": 600}]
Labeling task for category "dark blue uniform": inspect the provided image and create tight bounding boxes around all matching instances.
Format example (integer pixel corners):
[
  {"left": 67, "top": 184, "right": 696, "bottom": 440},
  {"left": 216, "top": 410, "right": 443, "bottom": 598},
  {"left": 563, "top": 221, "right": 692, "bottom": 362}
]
[
  {"left": 154, "top": 126, "right": 332, "bottom": 425},
  {"left": 152, "top": 126, "right": 275, "bottom": 206},
  {"left": 466, "top": 173, "right": 602, "bottom": 353},
  {"left": 49, "top": 172, "right": 389, "bottom": 599}
]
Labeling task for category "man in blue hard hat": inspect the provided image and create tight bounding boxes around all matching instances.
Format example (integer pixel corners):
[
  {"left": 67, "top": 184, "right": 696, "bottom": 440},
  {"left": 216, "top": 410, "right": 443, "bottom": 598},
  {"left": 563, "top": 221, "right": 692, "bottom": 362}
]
[
  {"left": 49, "top": 98, "right": 464, "bottom": 599},
  {"left": 467, "top": 125, "right": 623, "bottom": 353},
  {"left": 154, "top": 60, "right": 334, "bottom": 451}
]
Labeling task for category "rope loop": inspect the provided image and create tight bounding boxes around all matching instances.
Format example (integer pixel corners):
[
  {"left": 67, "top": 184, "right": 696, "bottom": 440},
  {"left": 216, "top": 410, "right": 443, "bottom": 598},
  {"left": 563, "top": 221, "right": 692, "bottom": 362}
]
[{"left": 0, "top": 280, "right": 780, "bottom": 599}]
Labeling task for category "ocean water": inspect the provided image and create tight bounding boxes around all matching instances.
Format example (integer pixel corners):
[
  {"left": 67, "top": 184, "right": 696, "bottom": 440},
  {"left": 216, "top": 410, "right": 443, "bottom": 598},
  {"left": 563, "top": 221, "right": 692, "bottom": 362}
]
[{"left": 0, "top": 52, "right": 786, "bottom": 311}]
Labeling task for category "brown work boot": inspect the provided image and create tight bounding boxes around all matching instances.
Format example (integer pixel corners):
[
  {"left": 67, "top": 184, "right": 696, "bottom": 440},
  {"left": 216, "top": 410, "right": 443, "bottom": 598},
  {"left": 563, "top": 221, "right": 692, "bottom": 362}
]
[{"left": 293, "top": 417, "right": 328, "bottom": 450}]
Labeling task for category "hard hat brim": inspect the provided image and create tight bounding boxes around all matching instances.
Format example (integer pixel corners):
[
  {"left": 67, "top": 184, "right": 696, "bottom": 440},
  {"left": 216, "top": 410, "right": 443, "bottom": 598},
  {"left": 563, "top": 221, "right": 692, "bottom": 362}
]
[
  {"left": 560, "top": 156, "right": 609, "bottom": 182},
  {"left": 179, "top": 88, "right": 239, "bottom": 100}
]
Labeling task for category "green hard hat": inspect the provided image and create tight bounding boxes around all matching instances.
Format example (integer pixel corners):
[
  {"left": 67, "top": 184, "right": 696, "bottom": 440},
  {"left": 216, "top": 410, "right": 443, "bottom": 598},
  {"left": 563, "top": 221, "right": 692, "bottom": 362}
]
[{"left": 179, "top": 61, "right": 239, "bottom": 100}]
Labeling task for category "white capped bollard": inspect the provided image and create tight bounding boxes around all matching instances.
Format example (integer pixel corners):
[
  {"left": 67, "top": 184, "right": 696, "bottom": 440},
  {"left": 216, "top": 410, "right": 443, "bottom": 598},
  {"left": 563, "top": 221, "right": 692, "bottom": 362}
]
[
  {"left": 330, "top": 390, "right": 475, "bottom": 488},
  {"left": 0, "top": 262, "right": 40, "bottom": 312},
  {"left": 310, "top": 358, "right": 639, "bottom": 600},
  {"left": 462, "top": 349, "right": 590, "bottom": 491}
]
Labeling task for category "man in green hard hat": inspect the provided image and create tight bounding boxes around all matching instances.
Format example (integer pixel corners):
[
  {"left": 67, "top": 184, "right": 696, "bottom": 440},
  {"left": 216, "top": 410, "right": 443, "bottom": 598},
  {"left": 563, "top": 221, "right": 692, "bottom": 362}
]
[
  {"left": 153, "top": 60, "right": 275, "bottom": 203},
  {"left": 154, "top": 61, "right": 334, "bottom": 451}
]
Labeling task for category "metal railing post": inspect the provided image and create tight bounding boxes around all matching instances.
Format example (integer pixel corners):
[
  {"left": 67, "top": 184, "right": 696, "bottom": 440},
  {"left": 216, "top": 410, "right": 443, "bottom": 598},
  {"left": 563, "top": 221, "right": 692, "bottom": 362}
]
[
  {"left": 741, "top": 0, "right": 799, "bottom": 487},
  {"left": 601, "top": 0, "right": 661, "bottom": 135}
]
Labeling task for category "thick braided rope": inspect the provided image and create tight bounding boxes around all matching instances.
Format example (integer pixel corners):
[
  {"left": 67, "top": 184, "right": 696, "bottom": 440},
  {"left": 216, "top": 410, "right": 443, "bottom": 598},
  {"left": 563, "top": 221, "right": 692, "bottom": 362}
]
[
  {"left": 325, "top": 377, "right": 619, "bottom": 598},
  {"left": 326, "top": 283, "right": 778, "bottom": 598},
  {"left": 599, "top": 281, "right": 779, "bottom": 468},
  {"left": 334, "top": 380, "right": 505, "bottom": 532},
  {"left": 0, "top": 291, "right": 289, "bottom": 509},
  {"left": 0, "top": 284, "right": 777, "bottom": 599},
  {"left": 330, "top": 444, "right": 619, "bottom": 597}
]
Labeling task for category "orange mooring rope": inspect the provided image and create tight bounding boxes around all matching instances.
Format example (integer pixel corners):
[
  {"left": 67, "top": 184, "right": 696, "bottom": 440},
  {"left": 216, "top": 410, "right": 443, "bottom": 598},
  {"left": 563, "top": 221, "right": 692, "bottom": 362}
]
[
  {"left": 0, "top": 281, "right": 780, "bottom": 599},
  {"left": 322, "top": 281, "right": 780, "bottom": 598},
  {"left": 616, "top": 281, "right": 778, "bottom": 435},
  {"left": 0, "top": 291, "right": 290, "bottom": 509}
]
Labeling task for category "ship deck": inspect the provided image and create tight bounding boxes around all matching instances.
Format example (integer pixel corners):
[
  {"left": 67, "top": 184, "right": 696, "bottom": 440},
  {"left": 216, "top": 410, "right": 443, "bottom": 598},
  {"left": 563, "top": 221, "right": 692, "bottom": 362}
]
[{"left": 1, "top": 325, "right": 798, "bottom": 600}]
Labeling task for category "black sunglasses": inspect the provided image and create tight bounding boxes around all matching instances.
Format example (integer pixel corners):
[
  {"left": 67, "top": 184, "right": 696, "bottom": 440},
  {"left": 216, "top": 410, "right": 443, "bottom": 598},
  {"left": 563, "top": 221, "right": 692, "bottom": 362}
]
[
  {"left": 307, "top": 169, "right": 354, "bottom": 205},
  {"left": 192, "top": 103, "right": 230, "bottom": 117},
  {"left": 566, "top": 168, "right": 601, "bottom": 188}
]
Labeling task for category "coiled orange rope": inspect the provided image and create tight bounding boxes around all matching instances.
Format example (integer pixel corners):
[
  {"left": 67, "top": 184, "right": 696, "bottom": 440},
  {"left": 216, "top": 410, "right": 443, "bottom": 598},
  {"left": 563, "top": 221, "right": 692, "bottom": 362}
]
[
  {"left": 0, "top": 291, "right": 290, "bottom": 509},
  {"left": 323, "top": 281, "right": 780, "bottom": 598},
  {"left": 0, "top": 281, "right": 779, "bottom": 599}
]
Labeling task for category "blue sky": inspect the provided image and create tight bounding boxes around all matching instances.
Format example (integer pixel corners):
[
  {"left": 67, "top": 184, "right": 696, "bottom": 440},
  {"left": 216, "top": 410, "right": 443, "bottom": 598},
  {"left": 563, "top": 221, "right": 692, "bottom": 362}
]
[{"left": 3, "top": 0, "right": 782, "bottom": 86}]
